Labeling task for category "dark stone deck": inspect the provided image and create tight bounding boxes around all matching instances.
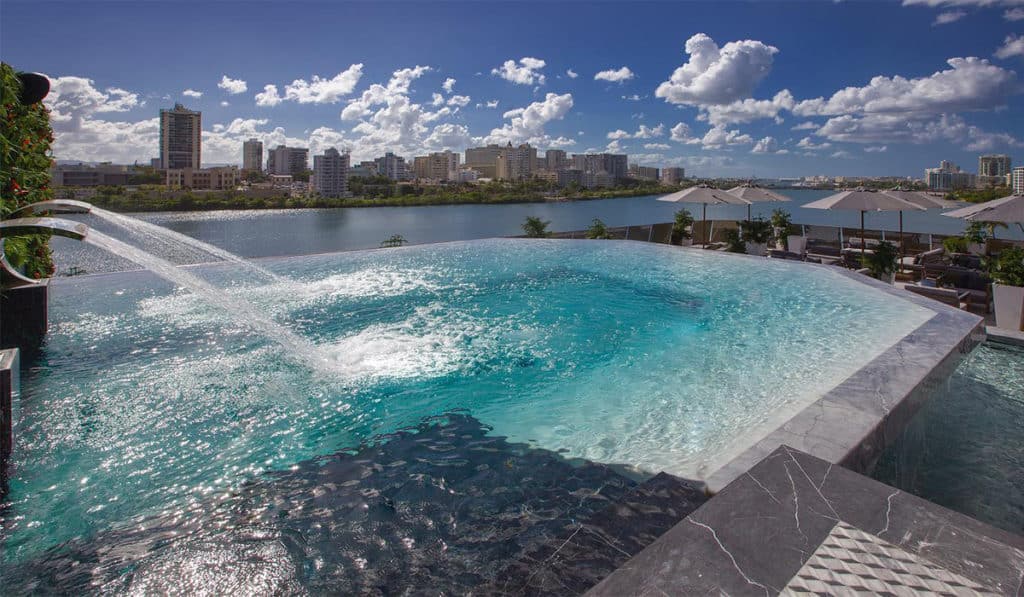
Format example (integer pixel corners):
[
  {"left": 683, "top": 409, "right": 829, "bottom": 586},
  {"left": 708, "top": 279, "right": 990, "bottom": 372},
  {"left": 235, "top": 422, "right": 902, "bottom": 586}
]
[{"left": 588, "top": 446, "right": 1024, "bottom": 596}]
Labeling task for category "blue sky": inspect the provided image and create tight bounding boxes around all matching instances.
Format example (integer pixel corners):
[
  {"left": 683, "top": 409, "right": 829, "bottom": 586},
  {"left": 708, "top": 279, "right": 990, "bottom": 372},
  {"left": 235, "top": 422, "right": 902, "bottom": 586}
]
[{"left": 2, "top": 0, "right": 1023, "bottom": 177}]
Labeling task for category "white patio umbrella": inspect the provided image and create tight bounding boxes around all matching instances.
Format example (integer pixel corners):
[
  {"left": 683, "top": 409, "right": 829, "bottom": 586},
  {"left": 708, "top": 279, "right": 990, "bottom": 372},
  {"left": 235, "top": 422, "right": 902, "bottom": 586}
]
[
  {"left": 726, "top": 184, "right": 791, "bottom": 221},
  {"left": 943, "top": 194, "right": 1024, "bottom": 228},
  {"left": 884, "top": 187, "right": 960, "bottom": 268},
  {"left": 802, "top": 188, "right": 925, "bottom": 263},
  {"left": 657, "top": 185, "right": 750, "bottom": 247}
]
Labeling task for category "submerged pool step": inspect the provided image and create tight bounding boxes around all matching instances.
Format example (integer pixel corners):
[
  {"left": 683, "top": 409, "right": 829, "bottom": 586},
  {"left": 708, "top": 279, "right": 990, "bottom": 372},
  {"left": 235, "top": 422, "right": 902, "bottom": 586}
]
[{"left": 491, "top": 472, "right": 709, "bottom": 595}]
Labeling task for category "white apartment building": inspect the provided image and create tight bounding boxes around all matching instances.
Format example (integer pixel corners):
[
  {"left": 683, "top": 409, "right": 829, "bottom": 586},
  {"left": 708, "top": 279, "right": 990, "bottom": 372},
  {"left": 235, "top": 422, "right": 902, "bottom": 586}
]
[
  {"left": 312, "top": 147, "right": 350, "bottom": 198},
  {"left": 1012, "top": 166, "right": 1024, "bottom": 195},
  {"left": 267, "top": 145, "right": 309, "bottom": 176}
]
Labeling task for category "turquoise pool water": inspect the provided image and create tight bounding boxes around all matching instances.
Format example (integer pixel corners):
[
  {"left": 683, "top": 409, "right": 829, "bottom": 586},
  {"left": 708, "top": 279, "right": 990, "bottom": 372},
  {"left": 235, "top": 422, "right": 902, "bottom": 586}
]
[
  {"left": 3, "top": 239, "right": 933, "bottom": 562},
  {"left": 874, "top": 341, "right": 1024, "bottom": 535}
]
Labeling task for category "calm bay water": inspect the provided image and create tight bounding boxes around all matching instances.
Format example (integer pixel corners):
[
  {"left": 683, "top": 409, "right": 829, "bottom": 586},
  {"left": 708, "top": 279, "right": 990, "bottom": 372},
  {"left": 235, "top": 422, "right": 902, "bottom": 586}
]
[{"left": 52, "top": 189, "right": 1017, "bottom": 274}]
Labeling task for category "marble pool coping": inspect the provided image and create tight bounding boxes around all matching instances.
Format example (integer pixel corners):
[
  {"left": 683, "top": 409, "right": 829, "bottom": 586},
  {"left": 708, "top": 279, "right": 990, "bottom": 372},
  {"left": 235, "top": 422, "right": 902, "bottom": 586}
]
[{"left": 673, "top": 246, "right": 986, "bottom": 493}]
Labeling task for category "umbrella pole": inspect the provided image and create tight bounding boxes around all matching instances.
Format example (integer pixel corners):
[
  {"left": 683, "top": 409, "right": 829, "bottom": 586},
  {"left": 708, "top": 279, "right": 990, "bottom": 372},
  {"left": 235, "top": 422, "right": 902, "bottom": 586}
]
[
  {"left": 703, "top": 203, "right": 708, "bottom": 248},
  {"left": 860, "top": 210, "right": 866, "bottom": 266},
  {"left": 747, "top": 203, "right": 752, "bottom": 222},
  {"left": 899, "top": 211, "right": 904, "bottom": 274}
]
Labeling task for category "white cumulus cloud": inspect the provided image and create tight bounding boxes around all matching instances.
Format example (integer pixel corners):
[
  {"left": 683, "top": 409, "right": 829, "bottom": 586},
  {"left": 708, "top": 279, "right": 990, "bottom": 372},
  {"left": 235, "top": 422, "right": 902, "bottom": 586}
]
[
  {"left": 282, "top": 64, "right": 365, "bottom": 104},
  {"left": 933, "top": 10, "right": 967, "bottom": 24},
  {"left": 751, "top": 136, "right": 780, "bottom": 154},
  {"left": 218, "top": 75, "right": 248, "bottom": 94},
  {"left": 182, "top": 89, "right": 203, "bottom": 98},
  {"left": 483, "top": 92, "right": 573, "bottom": 146},
  {"left": 566, "top": 69, "right": 578, "bottom": 79},
  {"left": 655, "top": 33, "right": 779, "bottom": 106},
  {"left": 995, "top": 34, "right": 1024, "bottom": 59},
  {"left": 1005, "top": 7, "right": 1024, "bottom": 20},
  {"left": 442, "top": 78, "right": 456, "bottom": 93},
  {"left": 255, "top": 84, "right": 283, "bottom": 107},
  {"left": 594, "top": 66, "right": 635, "bottom": 83},
  {"left": 492, "top": 57, "right": 546, "bottom": 86},
  {"left": 701, "top": 125, "right": 753, "bottom": 149}
]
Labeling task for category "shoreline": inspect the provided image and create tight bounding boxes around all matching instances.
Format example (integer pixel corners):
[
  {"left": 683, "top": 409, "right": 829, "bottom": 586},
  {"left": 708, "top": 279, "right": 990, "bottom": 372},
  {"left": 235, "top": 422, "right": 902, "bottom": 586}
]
[{"left": 79, "top": 187, "right": 668, "bottom": 214}]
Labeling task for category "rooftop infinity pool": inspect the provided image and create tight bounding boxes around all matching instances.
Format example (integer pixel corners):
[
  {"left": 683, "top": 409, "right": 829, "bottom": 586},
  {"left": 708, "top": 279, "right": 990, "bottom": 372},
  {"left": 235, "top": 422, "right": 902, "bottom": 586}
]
[{"left": 1, "top": 239, "right": 935, "bottom": 587}]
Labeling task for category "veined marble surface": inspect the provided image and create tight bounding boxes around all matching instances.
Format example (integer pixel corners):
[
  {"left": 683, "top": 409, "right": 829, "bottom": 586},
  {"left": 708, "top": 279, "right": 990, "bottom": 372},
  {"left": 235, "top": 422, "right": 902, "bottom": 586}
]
[{"left": 588, "top": 446, "right": 1024, "bottom": 596}]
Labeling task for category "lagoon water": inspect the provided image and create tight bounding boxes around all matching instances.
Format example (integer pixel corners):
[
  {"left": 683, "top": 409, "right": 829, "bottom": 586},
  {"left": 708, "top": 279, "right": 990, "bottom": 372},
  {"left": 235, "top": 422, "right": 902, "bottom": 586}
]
[{"left": 51, "top": 189, "right": 1017, "bottom": 275}]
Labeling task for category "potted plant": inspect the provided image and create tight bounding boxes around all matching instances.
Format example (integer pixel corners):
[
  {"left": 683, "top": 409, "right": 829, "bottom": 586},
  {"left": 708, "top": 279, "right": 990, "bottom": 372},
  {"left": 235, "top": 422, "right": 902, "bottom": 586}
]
[
  {"left": 522, "top": 216, "right": 551, "bottom": 238},
  {"left": 989, "top": 246, "right": 1024, "bottom": 331},
  {"left": 769, "top": 209, "right": 793, "bottom": 250},
  {"left": 942, "top": 236, "right": 968, "bottom": 254},
  {"left": 725, "top": 228, "right": 746, "bottom": 254},
  {"left": 585, "top": 218, "right": 613, "bottom": 239},
  {"left": 671, "top": 209, "right": 694, "bottom": 246},
  {"left": 964, "top": 222, "right": 988, "bottom": 256},
  {"left": 864, "top": 241, "right": 899, "bottom": 284},
  {"left": 741, "top": 217, "right": 772, "bottom": 256}
]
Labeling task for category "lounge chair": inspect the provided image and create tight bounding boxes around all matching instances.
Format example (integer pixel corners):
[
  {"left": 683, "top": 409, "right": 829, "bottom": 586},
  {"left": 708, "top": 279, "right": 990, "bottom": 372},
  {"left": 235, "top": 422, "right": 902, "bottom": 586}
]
[{"left": 905, "top": 284, "right": 969, "bottom": 309}]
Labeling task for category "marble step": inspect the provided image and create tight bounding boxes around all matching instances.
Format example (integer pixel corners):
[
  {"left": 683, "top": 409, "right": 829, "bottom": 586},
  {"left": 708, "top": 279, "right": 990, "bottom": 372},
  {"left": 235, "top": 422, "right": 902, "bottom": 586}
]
[{"left": 489, "top": 472, "right": 709, "bottom": 596}]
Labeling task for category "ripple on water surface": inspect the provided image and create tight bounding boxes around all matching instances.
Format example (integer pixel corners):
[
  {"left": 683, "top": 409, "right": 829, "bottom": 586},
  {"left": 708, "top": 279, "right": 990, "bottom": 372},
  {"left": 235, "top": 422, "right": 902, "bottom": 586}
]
[{"left": 3, "top": 239, "right": 931, "bottom": 564}]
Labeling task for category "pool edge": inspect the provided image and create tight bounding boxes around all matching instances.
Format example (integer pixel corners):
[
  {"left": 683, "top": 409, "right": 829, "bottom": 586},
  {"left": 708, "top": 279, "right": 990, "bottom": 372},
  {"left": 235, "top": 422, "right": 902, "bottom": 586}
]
[{"left": 702, "top": 261, "right": 985, "bottom": 493}]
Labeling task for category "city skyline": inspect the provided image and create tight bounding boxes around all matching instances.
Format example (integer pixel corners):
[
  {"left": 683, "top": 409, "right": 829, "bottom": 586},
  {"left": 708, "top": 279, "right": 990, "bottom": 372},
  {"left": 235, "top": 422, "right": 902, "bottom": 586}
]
[{"left": 3, "top": 1, "right": 1024, "bottom": 177}]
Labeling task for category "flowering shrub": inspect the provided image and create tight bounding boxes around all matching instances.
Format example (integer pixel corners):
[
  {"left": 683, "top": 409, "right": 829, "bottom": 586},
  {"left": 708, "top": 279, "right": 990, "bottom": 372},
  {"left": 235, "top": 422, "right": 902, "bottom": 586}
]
[{"left": 1, "top": 62, "right": 55, "bottom": 279}]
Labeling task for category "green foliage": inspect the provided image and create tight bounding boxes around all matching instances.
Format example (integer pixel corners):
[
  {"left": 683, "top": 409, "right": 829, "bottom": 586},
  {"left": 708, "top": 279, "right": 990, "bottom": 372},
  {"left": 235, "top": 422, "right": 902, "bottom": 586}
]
[
  {"left": 672, "top": 209, "right": 694, "bottom": 242},
  {"left": 522, "top": 216, "right": 550, "bottom": 238},
  {"left": 989, "top": 247, "right": 1024, "bottom": 287},
  {"left": 380, "top": 234, "right": 407, "bottom": 248},
  {"left": 964, "top": 221, "right": 988, "bottom": 244},
  {"left": 725, "top": 228, "right": 746, "bottom": 253},
  {"left": 741, "top": 217, "right": 773, "bottom": 244},
  {"left": 585, "top": 218, "right": 612, "bottom": 239},
  {"left": 942, "top": 236, "right": 968, "bottom": 254},
  {"left": 1, "top": 63, "right": 55, "bottom": 279},
  {"left": 127, "top": 165, "right": 164, "bottom": 185},
  {"left": 954, "top": 187, "right": 1012, "bottom": 204},
  {"left": 864, "top": 241, "right": 899, "bottom": 278}
]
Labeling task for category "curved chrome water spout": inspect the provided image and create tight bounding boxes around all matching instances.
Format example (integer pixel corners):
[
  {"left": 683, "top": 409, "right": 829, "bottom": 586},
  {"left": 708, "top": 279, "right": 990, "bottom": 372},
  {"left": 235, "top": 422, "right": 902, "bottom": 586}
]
[
  {"left": 1, "top": 217, "right": 90, "bottom": 284},
  {"left": 0, "top": 217, "right": 90, "bottom": 241},
  {"left": 7, "top": 199, "right": 93, "bottom": 218}
]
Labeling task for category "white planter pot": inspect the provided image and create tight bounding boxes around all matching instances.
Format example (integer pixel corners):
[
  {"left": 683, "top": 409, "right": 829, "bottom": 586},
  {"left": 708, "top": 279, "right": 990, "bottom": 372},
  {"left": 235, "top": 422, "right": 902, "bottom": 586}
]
[
  {"left": 993, "top": 283, "right": 1024, "bottom": 331},
  {"left": 878, "top": 271, "right": 895, "bottom": 285},
  {"left": 968, "top": 242, "right": 986, "bottom": 256},
  {"left": 745, "top": 242, "right": 767, "bottom": 256},
  {"left": 679, "top": 238, "right": 693, "bottom": 247},
  {"left": 774, "top": 228, "right": 786, "bottom": 250},
  {"left": 787, "top": 236, "right": 807, "bottom": 255}
]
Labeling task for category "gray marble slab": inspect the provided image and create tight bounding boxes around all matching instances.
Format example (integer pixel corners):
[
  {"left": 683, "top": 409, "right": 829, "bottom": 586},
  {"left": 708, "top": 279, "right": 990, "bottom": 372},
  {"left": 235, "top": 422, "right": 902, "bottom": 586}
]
[{"left": 587, "top": 446, "right": 1024, "bottom": 597}]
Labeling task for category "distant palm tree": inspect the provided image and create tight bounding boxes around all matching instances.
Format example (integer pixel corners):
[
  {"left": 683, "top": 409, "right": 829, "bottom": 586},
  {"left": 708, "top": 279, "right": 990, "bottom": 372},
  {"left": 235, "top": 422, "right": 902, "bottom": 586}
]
[
  {"left": 585, "top": 218, "right": 613, "bottom": 239},
  {"left": 522, "top": 216, "right": 551, "bottom": 238}
]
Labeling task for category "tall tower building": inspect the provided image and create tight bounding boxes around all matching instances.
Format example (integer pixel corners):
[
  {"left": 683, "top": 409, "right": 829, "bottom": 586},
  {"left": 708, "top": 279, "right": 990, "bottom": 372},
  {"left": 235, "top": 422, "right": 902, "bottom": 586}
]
[
  {"left": 159, "top": 104, "right": 201, "bottom": 170},
  {"left": 242, "top": 138, "right": 263, "bottom": 172},
  {"left": 312, "top": 148, "right": 350, "bottom": 198},
  {"left": 978, "top": 154, "right": 1011, "bottom": 178},
  {"left": 267, "top": 145, "right": 309, "bottom": 176}
]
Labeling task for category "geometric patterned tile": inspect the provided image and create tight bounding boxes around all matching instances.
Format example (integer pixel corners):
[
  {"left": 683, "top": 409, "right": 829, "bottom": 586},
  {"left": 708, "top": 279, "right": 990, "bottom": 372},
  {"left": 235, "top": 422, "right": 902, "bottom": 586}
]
[{"left": 781, "top": 521, "right": 999, "bottom": 597}]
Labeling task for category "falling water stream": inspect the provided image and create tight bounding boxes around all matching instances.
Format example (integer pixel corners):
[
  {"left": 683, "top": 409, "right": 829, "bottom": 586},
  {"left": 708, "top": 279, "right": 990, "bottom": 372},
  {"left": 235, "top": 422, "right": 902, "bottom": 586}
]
[
  {"left": 83, "top": 229, "right": 332, "bottom": 373},
  {"left": 88, "top": 207, "right": 287, "bottom": 283}
]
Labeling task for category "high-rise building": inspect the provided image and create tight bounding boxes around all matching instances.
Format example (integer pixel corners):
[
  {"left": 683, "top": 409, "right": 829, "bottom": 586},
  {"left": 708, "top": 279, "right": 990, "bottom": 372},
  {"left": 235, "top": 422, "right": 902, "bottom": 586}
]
[
  {"left": 571, "top": 153, "right": 628, "bottom": 181},
  {"left": 159, "top": 104, "right": 201, "bottom": 170},
  {"left": 661, "top": 167, "right": 685, "bottom": 184},
  {"left": 374, "top": 152, "right": 409, "bottom": 181},
  {"left": 465, "top": 144, "right": 506, "bottom": 179},
  {"left": 628, "top": 164, "right": 660, "bottom": 181},
  {"left": 495, "top": 143, "right": 537, "bottom": 181},
  {"left": 544, "top": 149, "right": 568, "bottom": 172},
  {"left": 978, "top": 154, "right": 1011, "bottom": 178},
  {"left": 242, "top": 138, "right": 263, "bottom": 172},
  {"left": 312, "top": 147, "right": 350, "bottom": 198},
  {"left": 1012, "top": 166, "right": 1024, "bottom": 195},
  {"left": 412, "top": 151, "right": 460, "bottom": 181},
  {"left": 267, "top": 145, "right": 309, "bottom": 176},
  {"left": 925, "top": 160, "right": 975, "bottom": 191}
]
